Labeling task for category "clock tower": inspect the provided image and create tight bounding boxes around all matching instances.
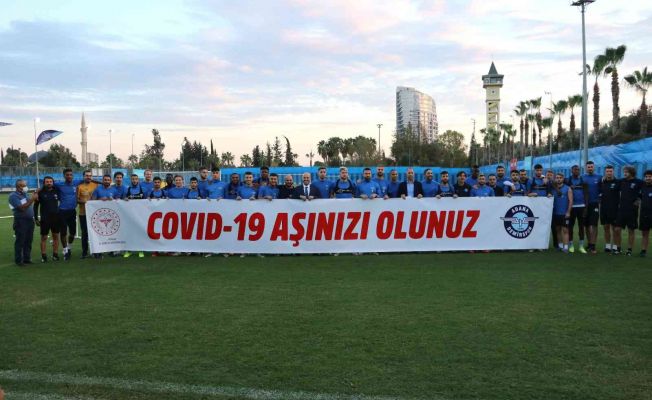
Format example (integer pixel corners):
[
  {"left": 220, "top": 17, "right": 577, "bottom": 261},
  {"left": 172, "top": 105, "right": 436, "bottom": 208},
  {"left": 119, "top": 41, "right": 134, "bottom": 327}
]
[{"left": 482, "top": 62, "right": 504, "bottom": 132}]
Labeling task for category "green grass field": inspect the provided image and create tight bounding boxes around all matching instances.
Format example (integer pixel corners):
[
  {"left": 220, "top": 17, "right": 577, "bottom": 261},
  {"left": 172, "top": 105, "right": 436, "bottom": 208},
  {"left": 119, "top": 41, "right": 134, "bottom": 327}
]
[{"left": 1, "top": 197, "right": 651, "bottom": 400}]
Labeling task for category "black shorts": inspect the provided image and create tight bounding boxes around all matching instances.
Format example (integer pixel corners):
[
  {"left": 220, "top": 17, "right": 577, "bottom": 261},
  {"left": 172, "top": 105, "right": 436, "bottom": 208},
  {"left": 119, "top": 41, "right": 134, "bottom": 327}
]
[
  {"left": 569, "top": 207, "right": 585, "bottom": 228},
  {"left": 554, "top": 214, "right": 570, "bottom": 227},
  {"left": 640, "top": 212, "right": 652, "bottom": 231},
  {"left": 600, "top": 206, "right": 618, "bottom": 226},
  {"left": 585, "top": 203, "right": 600, "bottom": 226},
  {"left": 40, "top": 214, "right": 61, "bottom": 236},
  {"left": 59, "top": 209, "right": 77, "bottom": 237},
  {"left": 615, "top": 211, "right": 638, "bottom": 230}
]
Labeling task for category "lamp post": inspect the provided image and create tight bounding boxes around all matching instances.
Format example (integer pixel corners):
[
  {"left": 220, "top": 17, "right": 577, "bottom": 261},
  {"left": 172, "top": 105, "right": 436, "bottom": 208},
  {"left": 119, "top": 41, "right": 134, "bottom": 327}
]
[
  {"left": 376, "top": 123, "right": 383, "bottom": 155},
  {"left": 108, "top": 129, "right": 113, "bottom": 176},
  {"left": 572, "top": 0, "right": 594, "bottom": 170},
  {"left": 181, "top": 138, "right": 185, "bottom": 172},
  {"left": 33, "top": 117, "right": 40, "bottom": 188},
  {"left": 545, "top": 91, "right": 554, "bottom": 170}
]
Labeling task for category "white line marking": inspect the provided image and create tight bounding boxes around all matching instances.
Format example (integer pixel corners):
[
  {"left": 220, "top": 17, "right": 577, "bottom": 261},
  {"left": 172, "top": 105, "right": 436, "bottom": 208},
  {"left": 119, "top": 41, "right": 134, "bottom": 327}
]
[
  {"left": 6, "top": 391, "right": 99, "bottom": 400},
  {"left": 0, "top": 215, "right": 14, "bottom": 219},
  {"left": 0, "top": 370, "right": 434, "bottom": 400}
]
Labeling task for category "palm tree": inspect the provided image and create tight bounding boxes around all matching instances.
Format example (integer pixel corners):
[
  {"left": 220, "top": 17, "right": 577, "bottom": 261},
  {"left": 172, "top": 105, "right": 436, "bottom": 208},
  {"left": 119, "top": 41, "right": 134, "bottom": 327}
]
[
  {"left": 317, "top": 140, "right": 328, "bottom": 164},
  {"left": 521, "top": 101, "right": 531, "bottom": 150},
  {"left": 567, "top": 94, "right": 583, "bottom": 150},
  {"left": 624, "top": 66, "right": 652, "bottom": 136},
  {"left": 592, "top": 55, "right": 608, "bottom": 135},
  {"left": 553, "top": 100, "right": 568, "bottom": 151},
  {"left": 603, "top": 45, "right": 627, "bottom": 135},
  {"left": 541, "top": 116, "right": 554, "bottom": 147},
  {"left": 527, "top": 114, "right": 537, "bottom": 155},
  {"left": 530, "top": 97, "right": 543, "bottom": 147},
  {"left": 514, "top": 102, "right": 527, "bottom": 157}
]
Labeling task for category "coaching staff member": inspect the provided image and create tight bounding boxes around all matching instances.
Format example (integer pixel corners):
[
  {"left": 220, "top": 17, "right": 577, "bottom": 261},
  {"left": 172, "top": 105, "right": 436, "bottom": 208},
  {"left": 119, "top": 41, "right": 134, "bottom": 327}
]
[
  {"left": 34, "top": 176, "right": 61, "bottom": 263},
  {"left": 8, "top": 179, "right": 38, "bottom": 266},
  {"left": 399, "top": 167, "right": 423, "bottom": 198}
]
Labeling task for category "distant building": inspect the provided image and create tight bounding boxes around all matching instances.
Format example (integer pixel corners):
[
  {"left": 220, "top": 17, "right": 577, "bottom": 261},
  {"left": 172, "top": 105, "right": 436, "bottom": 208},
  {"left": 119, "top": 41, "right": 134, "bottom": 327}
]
[
  {"left": 87, "top": 152, "right": 99, "bottom": 164},
  {"left": 80, "top": 112, "right": 88, "bottom": 165},
  {"left": 482, "top": 62, "right": 504, "bottom": 133},
  {"left": 396, "top": 86, "right": 438, "bottom": 143}
]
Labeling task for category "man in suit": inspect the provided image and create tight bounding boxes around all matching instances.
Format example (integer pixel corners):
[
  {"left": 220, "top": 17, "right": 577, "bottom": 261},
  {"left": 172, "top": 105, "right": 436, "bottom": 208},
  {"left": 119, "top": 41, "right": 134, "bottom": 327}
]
[
  {"left": 296, "top": 172, "right": 320, "bottom": 201},
  {"left": 398, "top": 167, "right": 424, "bottom": 199}
]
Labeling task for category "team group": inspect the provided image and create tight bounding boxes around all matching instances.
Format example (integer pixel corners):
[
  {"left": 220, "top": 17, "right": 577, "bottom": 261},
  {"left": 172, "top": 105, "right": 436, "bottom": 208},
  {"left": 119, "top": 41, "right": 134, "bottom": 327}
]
[{"left": 8, "top": 162, "right": 652, "bottom": 265}]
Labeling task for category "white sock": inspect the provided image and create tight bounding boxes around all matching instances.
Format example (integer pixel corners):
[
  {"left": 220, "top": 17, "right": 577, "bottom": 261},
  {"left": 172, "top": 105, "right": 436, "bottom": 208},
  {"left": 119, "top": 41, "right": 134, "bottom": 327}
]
[
  {"left": 606, "top": 243, "right": 612, "bottom": 250},
  {"left": 579, "top": 240, "right": 584, "bottom": 246},
  {"left": 558, "top": 242, "right": 563, "bottom": 249},
  {"left": 563, "top": 244, "right": 569, "bottom": 250}
]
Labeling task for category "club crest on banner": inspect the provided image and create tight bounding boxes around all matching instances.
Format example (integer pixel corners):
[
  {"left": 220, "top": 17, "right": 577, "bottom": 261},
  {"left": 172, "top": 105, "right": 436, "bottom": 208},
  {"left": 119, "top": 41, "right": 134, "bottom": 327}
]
[
  {"left": 91, "top": 208, "right": 121, "bottom": 236},
  {"left": 501, "top": 205, "right": 538, "bottom": 239}
]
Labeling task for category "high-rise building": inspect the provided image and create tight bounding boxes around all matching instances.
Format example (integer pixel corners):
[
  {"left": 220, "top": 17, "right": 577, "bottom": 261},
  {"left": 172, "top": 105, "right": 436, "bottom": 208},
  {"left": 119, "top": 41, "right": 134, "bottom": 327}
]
[
  {"left": 80, "top": 112, "right": 88, "bottom": 165},
  {"left": 482, "top": 62, "right": 504, "bottom": 133},
  {"left": 87, "top": 152, "right": 99, "bottom": 164},
  {"left": 395, "top": 86, "right": 438, "bottom": 143}
]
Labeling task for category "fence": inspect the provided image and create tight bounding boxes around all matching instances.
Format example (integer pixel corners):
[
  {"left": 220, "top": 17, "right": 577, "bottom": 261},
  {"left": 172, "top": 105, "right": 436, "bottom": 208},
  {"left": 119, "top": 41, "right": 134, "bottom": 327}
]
[{"left": 2, "top": 137, "right": 651, "bottom": 190}]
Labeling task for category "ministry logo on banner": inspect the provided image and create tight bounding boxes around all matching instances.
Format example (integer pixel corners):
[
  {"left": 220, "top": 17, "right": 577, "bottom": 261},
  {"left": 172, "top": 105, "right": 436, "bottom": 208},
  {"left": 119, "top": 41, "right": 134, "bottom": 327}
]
[
  {"left": 501, "top": 205, "right": 538, "bottom": 239},
  {"left": 91, "top": 208, "right": 121, "bottom": 236}
]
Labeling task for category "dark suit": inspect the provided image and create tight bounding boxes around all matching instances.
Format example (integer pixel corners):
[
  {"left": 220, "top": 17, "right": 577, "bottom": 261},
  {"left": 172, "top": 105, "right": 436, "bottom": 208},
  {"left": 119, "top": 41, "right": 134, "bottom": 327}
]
[
  {"left": 294, "top": 184, "right": 321, "bottom": 199},
  {"left": 398, "top": 181, "right": 424, "bottom": 198},
  {"left": 279, "top": 185, "right": 299, "bottom": 199}
]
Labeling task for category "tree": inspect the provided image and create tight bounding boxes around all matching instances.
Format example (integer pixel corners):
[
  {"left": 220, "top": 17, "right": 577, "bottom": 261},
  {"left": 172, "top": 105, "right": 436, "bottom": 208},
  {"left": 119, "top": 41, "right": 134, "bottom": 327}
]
[
  {"left": 239, "top": 154, "right": 253, "bottom": 167},
  {"left": 592, "top": 54, "right": 608, "bottom": 136},
  {"left": 39, "top": 143, "right": 81, "bottom": 167},
  {"left": 514, "top": 102, "right": 528, "bottom": 158},
  {"left": 140, "top": 129, "right": 166, "bottom": 170},
  {"left": 552, "top": 100, "right": 568, "bottom": 151},
  {"left": 521, "top": 101, "right": 531, "bottom": 150},
  {"left": 1, "top": 147, "right": 29, "bottom": 167},
  {"left": 436, "top": 130, "right": 467, "bottom": 167},
  {"left": 220, "top": 152, "right": 235, "bottom": 167},
  {"left": 282, "top": 136, "right": 298, "bottom": 166},
  {"left": 624, "top": 66, "right": 652, "bottom": 136},
  {"left": 251, "top": 145, "right": 263, "bottom": 167},
  {"left": 270, "top": 137, "right": 283, "bottom": 166},
  {"left": 567, "top": 94, "right": 583, "bottom": 150},
  {"left": 603, "top": 45, "right": 627, "bottom": 135},
  {"left": 101, "top": 153, "right": 124, "bottom": 169},
  {"left": 541, "top": 117, "right": 554, "bottom": 152},
  {"left": 264, "top": 142, "right": 272, "bottom": 166},
  {"left": 128, "top": 154, "right": 138, "bottom": 166},
  {"left": 531, "top": 97, "right": 543, "bottom": 147}
]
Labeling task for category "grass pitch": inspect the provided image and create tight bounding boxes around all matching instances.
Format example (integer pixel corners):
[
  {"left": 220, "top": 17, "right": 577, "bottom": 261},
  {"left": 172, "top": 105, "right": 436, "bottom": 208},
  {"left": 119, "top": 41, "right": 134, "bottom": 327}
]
[{"left": 0, "top": 206, "right": 651, "bottom": 399}]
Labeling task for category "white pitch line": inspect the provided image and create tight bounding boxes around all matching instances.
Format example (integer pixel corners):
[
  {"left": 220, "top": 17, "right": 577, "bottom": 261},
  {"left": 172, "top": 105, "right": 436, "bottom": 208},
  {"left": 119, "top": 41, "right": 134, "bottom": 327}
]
[
  {"left": 5, "top": 391, "right": 99, "bottom": 400},
  {"left": 0, "top": 370, "right": 439, "bottom": 400}
]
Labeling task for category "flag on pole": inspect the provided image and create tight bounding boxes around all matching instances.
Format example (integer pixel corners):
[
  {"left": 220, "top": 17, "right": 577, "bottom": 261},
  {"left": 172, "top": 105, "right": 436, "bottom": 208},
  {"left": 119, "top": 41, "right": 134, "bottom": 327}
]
[
  {"left": 36, "top": 129, "right": 63, "bottom": 145},
  {"left": 0, "top": 122, "right": 12, "bottom": 127}
]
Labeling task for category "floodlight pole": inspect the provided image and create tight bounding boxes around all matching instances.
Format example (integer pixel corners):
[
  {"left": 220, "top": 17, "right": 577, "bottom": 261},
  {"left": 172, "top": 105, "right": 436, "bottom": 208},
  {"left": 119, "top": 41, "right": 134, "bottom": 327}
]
[
  {"left": 376, "top": 123, "right": 383, "bottom": 155},
  {"left": 33, "top": 117, "right": 40, "bottom": 189},
  {"left": 572, "top": 0, "right": 594, "bottom": 170},
  {"left": 545, "top": 91, "right": 553, "bottom": 170}
]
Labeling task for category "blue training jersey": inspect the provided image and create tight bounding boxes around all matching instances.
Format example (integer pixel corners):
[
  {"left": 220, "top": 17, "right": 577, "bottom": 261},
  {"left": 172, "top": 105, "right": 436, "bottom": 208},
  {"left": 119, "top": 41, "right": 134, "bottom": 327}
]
[
  {"left": 437, "top": 183, "right": 454, "bottom": 197},
  {"left": 55, "top": 180, "right": 82, "bottom": 210},
  {"left": 333, "top": 179, "right": 356, "bottom": 199},
  {"left": 166, "top": 186, "right": 189, "bottom": 199},
  {"left": 581, "top": 173, "right": 602, "bottom": 204},
  {"left": 373, "top": 178, "right": 389, "bottom": 197},
  {"left": 186, "top": 189, "right": 203, "bottom": 199},
  {"left": 529, "top": 176, "right": 550, "bottom": 197},
  {"left": 92, "top": 185, "right": 117, "bottom": 200},
  {"left": 553, "top": 185, "right": 571, "bottom": 215},
  {"left": 149, "top": 188, "right": 166, "bottom": 199},
  {"left": 237, "top": 185, "right": 257, "bottom": 199},
  {"left": 386, "top": 181, "right": 400, "bottom": 198},
  {"left": 356, "top": 179, "right": 382, "bottom": 198},
  {"left": 509, "top": 182, "right": 527, "bottom": 196},
  {"left": 206, "top": 181, "right": 227, "bottom": 199},
  {"left": 259, "top": 185, "right": 280, "bottom": 199},
  {"left": 140, "top": 181, "right": 154, "bottom": 198},
  {"left": 566, "top": 176, "right": 586, "bottom": 207},
  {"left": 112, "top": 185, "right": 126, "bottom": 199},
  {"left": 471, "top": 185, "right": 495, "bottom": 197},
  {"left": 313, "top": 178, "right": 333, "bottom": 199},
  {"left": 421, "top": 179, "right": 440, "bottom": 197}
]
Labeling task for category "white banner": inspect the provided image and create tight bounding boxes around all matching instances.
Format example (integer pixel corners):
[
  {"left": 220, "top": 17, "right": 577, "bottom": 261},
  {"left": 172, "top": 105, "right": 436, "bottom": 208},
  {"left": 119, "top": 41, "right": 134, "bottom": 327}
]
[{"left": 86, "top": 198, "right": 553, "bottom": 254}]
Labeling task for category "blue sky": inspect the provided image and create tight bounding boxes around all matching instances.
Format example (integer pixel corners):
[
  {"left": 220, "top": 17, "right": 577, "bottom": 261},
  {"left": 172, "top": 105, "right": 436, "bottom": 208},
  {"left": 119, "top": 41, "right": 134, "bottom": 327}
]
[{"left": 1, "top": 0, "right": 650, "bottom": 164}]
